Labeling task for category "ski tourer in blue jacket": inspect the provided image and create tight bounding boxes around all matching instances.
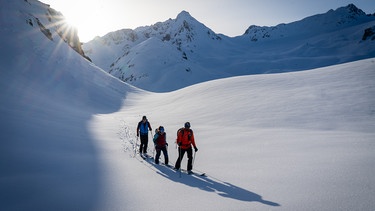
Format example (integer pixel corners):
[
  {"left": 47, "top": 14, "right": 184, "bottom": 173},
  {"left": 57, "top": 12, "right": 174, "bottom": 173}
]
[{"left": 137, "top": 116, "right": 152, "bottom": 154}]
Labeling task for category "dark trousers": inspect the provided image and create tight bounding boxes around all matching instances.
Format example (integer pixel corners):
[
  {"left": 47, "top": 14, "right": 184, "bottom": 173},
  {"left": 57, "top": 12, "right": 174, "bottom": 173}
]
[
  {"left": 155, "top": 146, "right": 168, "bottom": 165},
  {"left": 175, "top": 147, "right": 193, "bottom": 171},
  {"left": 139, "top": 134, "right": 148, "bottom": 154}
]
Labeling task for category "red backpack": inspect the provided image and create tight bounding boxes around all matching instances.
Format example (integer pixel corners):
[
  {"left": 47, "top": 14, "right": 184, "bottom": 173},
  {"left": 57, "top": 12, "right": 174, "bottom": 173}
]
[
  {"left": 155, "top": 132, "right": 166, "bottom": 147},
  {"left": 177, "top": 128, "right": 193, "bottom": 146}
]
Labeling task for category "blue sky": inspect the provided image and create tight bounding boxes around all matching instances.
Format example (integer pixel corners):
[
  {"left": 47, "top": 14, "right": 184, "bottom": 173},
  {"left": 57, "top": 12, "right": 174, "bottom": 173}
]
[{"left": 41, "top": 0, "right": 375, "bottom": 42}]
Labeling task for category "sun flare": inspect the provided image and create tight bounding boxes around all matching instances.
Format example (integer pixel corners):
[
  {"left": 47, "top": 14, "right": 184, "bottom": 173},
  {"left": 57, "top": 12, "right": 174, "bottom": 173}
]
[{"left": 44, "top": 0, "right": 109, "bottom": 42}]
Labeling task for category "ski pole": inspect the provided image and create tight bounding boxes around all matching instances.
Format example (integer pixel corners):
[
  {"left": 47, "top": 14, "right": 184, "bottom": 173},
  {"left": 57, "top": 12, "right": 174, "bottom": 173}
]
[
  {"left": 152, "top": 144, "right": 156, "bottom": 159},
  {"left": 192, "top": 149, "right": 197, "bottom": 169},
  {"left": 166, "top": 144, "right": 169, "bottom": 162},
  {"left": 134, "top": 136, "right": 138, "bottom": 157},
  {"left": 179, "top": 146, "right": 182, "bottom": 178},
  {"left": 151, "top": 130, "right": 154, "bottom": 157}
]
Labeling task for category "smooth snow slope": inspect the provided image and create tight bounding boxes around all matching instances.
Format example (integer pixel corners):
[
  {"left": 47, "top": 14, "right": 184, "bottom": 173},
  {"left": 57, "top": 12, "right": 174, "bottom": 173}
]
[{"left": 90, "top": 58, "right": 375, "bottom": 210}]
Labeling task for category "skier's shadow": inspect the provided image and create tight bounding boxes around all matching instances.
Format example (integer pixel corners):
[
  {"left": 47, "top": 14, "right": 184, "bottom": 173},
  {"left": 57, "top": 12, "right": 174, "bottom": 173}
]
[{"left": 149, "top": 161, "right": 280, "bottom": 207}]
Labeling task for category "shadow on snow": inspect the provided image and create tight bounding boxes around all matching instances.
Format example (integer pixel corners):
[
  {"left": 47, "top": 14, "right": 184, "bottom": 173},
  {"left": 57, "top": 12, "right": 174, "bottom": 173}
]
[{"left": 141, "top": 157, "right": 280, "bottom": 207}]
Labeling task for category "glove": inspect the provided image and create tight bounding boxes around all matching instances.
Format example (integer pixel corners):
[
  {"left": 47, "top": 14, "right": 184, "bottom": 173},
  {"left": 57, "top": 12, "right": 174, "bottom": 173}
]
[
  {"left": 178, "top": 142, "right": 182, "bottom": 146},
  {"left": 194, "top": 147, "right": 198, "bottom": 152},
  {"left": 137, "top": 133, "right": 139, "bottom": 137},
  {"left": 166, "top": 143, "right": 168, "bottom": 146}
]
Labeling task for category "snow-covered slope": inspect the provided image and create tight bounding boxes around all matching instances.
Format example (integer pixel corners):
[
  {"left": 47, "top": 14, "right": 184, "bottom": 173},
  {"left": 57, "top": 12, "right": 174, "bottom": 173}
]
[
  {"left": 98, "top": 58, "right": 375, "bottom": 210},
  {"left": 1, "top": 1, "right": 375, "bottom": 210},
  {"left": 0, "top": 0, "right": 136, "bottom": 209},
  {"left": 83, "top": 4, "right": 375, "bottom": 92}
]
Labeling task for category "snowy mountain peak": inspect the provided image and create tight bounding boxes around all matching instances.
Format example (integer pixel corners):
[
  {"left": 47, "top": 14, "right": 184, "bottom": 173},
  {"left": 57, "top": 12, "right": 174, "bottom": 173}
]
[
  {"left": 85, "top": 9, "right": 218, "bottom": 49},
  {"left": 174, "top": 10, "right": 201, "bottom": 33},
  {"left": 176, "top": 10, "right": 194, "bottom": 21},
  {"left": 324, "top": 3, "right": 367, "bottom": 25},
  {"left": 243, "top": 3, "right": 374, "bottom": 41},
  {"left": 83, "top": 9, "right": 223, "bottom": 89},
  {"left": 341, "top": 3, "right": 366, "bottom": 16}
]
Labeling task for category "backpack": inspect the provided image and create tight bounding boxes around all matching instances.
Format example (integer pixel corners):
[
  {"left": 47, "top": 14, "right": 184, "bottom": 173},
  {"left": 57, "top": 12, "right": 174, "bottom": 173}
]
[
  {"left": 177, "top": 128, "right": 193, "bottom": 145},
  {"left": 155, "top": 132, "right": 166, "bottom": 147}
]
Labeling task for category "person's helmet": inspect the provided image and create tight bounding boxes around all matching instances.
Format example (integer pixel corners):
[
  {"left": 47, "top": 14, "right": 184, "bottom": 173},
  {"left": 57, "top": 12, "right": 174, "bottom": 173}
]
[
  {"left": 159, "top": 126, "right": 164, "bottom": 133},
  {"left": 184, "top": 122, "right": 190, "bottom": 128},
  {"left": 142, "top": 116, "right": 147, "bottom": 120}
]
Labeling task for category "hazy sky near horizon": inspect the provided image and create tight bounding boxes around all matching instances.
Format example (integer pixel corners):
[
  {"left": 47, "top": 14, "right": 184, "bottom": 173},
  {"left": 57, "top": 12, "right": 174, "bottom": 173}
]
[{"left": 41, "top": 0, "right": 375, "bottom": 42}]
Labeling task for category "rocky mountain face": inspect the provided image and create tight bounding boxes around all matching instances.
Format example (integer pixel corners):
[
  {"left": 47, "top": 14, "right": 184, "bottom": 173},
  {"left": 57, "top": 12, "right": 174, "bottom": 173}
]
[
  {"left": 84, "top": 4, "right": 375, "bottom": 92},
  {"left": 362, "top": 26, "right": 375, "bottom": 40}
]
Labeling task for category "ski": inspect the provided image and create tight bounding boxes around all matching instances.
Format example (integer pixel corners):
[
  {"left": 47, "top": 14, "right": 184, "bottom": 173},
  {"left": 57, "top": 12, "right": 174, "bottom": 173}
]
[
  {"left": 176, "top": 169, "right": 206, "bottom": 177},
  {"left": 190, "top": 171, "right": 206, "bottom": 177},
  {"left": 157, "top": 163, "right": 172, "bottom": 168},
  {"left": 140, "top": 153, "right": 151, "bottom": 160}
]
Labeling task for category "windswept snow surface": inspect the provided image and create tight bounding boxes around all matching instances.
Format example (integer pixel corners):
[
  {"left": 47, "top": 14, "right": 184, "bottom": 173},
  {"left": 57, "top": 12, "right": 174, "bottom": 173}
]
[{"left": 1, "top": 1, "right": 375, "bottom": 210}]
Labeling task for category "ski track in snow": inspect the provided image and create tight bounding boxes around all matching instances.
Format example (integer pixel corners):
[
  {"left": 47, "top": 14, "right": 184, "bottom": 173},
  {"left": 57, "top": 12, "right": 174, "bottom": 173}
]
[{"left": 118, "top": 119, "right": 138, "bottom": 157}]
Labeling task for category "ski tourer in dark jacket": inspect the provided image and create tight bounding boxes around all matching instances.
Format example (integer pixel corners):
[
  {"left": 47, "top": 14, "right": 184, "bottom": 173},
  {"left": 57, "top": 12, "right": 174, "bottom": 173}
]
[{"left": 137, "top": 116, "right": 152, "bottom": 154}]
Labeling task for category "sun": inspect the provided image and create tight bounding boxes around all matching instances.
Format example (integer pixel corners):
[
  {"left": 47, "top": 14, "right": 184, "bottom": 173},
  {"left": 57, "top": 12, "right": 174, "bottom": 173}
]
[
  {"left": 43, "top": 0, "right": 109, "bottom": 42},
  {"left": 62, "top": 7, "right": 103, "bottom": 42},
  {"left": 42, "top": 0, "right": 175, "bottom": 43}
]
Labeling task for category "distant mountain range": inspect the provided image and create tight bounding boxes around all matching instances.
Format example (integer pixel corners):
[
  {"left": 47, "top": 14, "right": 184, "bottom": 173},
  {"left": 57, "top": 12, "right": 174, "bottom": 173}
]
[{"left": 83, "top": 4, "right": 375, "bottom": 92}]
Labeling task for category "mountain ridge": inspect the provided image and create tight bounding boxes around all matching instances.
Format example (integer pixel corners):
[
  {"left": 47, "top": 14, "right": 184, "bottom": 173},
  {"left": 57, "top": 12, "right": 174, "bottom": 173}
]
[
  {"left": 244, "top": 3, "right": 372, "bottom": 41},
  {"left": 83, "top": 4, "right": 375, "bottom": 92}
]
